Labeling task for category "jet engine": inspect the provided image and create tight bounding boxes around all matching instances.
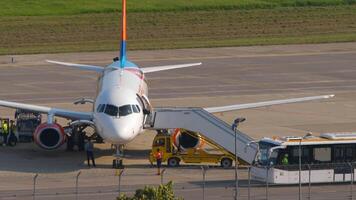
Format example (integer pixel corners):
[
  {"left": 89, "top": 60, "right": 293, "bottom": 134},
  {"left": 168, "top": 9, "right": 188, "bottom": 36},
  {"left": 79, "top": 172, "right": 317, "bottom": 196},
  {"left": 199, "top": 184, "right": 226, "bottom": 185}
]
[
  {"left": 33, "top": 123, "right": 66, "bottom": 150},
  {"left": 171, "top": 129, "right": 205, "bottom": 150}
]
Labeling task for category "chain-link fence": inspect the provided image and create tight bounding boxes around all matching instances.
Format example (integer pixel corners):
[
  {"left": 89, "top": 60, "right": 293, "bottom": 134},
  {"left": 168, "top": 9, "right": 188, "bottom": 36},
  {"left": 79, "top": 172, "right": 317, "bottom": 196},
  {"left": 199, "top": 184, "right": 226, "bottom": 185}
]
[{"left": 0, "top": 163, "right": 355, "bottom": 200}]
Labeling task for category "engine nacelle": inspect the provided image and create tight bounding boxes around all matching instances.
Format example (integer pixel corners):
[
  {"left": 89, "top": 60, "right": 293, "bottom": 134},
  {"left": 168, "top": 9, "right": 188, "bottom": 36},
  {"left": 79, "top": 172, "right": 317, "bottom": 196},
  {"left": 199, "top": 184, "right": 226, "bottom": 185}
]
[
  {"left": 34, "top": 123, "right": 66, "bottom": 150},
  {"left": 171, "top": 129, "right": 205, "bottom": 150}
]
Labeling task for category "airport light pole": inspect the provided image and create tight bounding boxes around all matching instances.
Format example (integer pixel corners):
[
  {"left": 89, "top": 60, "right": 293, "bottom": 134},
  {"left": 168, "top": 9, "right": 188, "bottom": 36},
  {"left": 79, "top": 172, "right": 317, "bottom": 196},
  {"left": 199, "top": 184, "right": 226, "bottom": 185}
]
[
  {"left": 297, "top": 133, "right": 311, "bottom": 200},
  {"left": 232, "top": 117, "right": 246, "bottom": 200},
  {"left": 245, "top": 140, "right": 259, "bottom": 200}
]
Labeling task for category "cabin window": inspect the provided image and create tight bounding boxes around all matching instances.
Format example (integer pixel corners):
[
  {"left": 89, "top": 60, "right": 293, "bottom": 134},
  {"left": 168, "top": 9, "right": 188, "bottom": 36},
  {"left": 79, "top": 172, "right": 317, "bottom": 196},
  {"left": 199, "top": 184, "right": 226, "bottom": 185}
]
[
  {"left": 119, "top": 105, "right": 133, "bottom": 116},
  {"left": 104, "top": 104, "right": 118, "bottom": 116},
  {"left": 313, "top": 147, "right": 331, "bottom": 162}
]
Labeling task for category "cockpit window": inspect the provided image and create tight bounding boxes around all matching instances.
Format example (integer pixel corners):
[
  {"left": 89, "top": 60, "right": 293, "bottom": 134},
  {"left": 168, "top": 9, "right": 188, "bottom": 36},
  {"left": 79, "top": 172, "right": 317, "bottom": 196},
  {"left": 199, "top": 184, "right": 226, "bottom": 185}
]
[
  {"left": 119, "top": 105, "right": 133, "bottom": 116},
  {"left": 104, "top": 104, "right": 118, "bottom": 116},
  {"left": 132, "top": 105, "right": 140, "bottom": 113},
  {"left": 100, "top": 104, "right": 139, "bottom": 116},
  {"left": 97, "top": 104, "right": 105, "bottom": 113}
]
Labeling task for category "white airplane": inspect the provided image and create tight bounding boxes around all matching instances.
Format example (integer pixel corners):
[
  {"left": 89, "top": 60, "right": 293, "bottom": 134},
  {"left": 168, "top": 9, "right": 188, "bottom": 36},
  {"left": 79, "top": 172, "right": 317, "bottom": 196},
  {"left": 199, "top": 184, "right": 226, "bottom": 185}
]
[{"left": 0, "top": 0, "right": 334, "bottom": 157}]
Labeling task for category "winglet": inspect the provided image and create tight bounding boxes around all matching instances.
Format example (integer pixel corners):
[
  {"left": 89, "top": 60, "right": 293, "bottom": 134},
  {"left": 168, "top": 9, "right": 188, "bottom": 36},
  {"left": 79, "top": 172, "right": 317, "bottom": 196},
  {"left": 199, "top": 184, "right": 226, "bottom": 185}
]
[{"left": 120, "top": 0, "right": 127, "bottom": 68}]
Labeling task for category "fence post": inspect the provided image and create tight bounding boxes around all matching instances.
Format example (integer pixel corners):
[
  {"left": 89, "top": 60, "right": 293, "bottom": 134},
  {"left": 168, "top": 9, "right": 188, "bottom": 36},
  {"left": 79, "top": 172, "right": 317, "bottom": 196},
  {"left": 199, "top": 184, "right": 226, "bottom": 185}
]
[
  {"left": 308, "top": 164, "right": 311, "bottom": 200},
  {"left": 75, "top": 171, "right": 81, "bottom": 200},
  {"left": 161, "top": 169, "right": 166, "bottom": 185},
  {"left": 349, "top": 162, "right": 353, "bottom": 200},
  {"left": 248, "top": 166, "right": 251, "bottom": 200},
  {"left": 116, "top": 169, "right": 125, "bottom": 197},
  {"left": 201, "top": 166, "right": 208, "bottom": 200},
  {"left": 265, "top": 166, "right": 269, "bottom": 200},
  {"left": 33, "top": 174, "right": 38, "bottom": 200}
]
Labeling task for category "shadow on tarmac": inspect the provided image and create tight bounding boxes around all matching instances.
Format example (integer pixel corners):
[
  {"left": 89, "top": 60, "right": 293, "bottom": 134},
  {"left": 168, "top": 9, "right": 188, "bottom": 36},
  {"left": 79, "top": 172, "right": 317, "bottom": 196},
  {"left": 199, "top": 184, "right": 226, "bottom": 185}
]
[{"left": 0, "top": 143, "right": 152, "bottom": 173}]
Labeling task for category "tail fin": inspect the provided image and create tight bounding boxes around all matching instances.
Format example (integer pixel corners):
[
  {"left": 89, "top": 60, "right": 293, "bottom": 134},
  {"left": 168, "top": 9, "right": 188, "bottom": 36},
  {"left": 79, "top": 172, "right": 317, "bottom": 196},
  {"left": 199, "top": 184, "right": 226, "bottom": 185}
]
[{"left": 120, "top": 0, "right": 127, "bottom": 68}]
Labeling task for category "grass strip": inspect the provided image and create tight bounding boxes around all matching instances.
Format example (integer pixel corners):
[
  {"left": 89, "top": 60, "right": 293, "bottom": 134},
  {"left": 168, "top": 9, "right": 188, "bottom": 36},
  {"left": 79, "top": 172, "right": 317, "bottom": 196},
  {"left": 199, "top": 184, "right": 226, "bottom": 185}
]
[{"left": 0, "top": 6, "right": 355, "bottom": 55}]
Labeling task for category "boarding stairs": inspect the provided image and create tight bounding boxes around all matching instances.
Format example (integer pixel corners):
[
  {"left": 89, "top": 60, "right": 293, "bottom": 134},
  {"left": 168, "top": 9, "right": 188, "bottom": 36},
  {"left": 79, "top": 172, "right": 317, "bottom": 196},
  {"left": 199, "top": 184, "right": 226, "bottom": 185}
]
[{"left": 145, "top": 107, "right": 258, "bottom": 164}]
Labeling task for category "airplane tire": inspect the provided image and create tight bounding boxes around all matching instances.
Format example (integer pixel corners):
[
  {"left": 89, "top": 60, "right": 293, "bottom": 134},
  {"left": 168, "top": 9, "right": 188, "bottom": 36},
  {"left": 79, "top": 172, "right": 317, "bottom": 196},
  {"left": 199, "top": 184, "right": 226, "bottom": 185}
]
[
  {"left": 113, "top": 159, "right": 123, "bottom": 169},
  {"left": 167, "top": 157, "right": 180, "bottom": 167},
  {"left": 220, "top": 158, "right": 233, "bottom": 168}
]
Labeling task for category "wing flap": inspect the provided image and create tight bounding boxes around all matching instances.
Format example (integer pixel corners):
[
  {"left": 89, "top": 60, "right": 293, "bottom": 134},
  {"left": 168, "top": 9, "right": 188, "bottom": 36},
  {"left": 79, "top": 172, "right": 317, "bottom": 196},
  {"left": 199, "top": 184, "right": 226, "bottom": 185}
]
[{"left": 205, "top": 94, "right": 334, "bottom": 113}]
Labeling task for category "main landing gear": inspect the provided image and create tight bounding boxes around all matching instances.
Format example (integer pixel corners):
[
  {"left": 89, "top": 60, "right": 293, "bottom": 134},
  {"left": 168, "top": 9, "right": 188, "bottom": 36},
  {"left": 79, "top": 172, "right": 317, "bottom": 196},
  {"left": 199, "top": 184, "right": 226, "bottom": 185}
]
[{"left": 112, "top": 144, "right": 125, "bottom": 169}]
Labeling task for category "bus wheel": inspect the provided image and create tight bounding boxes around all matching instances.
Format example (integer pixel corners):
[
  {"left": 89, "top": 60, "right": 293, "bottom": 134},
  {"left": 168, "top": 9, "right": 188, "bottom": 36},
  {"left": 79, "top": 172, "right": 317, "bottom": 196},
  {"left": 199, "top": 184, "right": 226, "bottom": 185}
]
[
  {"left": 168, "top": 158, "right": 180, "bottom": 167},
  {"left": 221, "top": 158, "right": 233, "bottom": 168}
]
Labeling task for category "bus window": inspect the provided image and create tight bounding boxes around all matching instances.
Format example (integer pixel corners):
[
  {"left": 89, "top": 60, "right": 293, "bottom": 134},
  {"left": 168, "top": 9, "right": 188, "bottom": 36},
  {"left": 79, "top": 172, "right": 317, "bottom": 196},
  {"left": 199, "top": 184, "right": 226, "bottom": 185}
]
[
  {"left": 290, "top": 146, "right": 311, "bottom": 164},
  {"left": 345, "top": 146, "right": 353, "bottom": 161},
  {"left": 334, "top": 146, "right": 344, "bottom": 162},
  {"left": 313, "top": 147, "right": 331, "bottom": 163},
  {"left": 153, "top": 138, "right": 165, "bottom": 147},
  {"left": 334, "top": 145, "right": 354, "bottom": 162},
  {"left": 258, "top": 141, "right": 277, "bottom": 166}
]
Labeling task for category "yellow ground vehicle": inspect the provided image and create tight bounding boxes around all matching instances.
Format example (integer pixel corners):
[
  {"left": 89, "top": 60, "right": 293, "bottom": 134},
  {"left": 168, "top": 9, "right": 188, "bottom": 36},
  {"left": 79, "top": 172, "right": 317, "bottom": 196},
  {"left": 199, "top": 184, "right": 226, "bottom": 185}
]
[{"left": 149, "top": 130, "right": 237, "bottom": 168}]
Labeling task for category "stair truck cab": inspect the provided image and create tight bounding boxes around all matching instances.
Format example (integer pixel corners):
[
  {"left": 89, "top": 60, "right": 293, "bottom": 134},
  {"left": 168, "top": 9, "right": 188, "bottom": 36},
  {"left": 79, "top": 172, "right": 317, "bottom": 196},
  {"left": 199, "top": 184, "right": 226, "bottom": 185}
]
[
  {"left": 149, "top": 129, "right": 242, "bottom": 168},
  {"left": 252, "top": 132, "right": 356, "bottom": 184}
]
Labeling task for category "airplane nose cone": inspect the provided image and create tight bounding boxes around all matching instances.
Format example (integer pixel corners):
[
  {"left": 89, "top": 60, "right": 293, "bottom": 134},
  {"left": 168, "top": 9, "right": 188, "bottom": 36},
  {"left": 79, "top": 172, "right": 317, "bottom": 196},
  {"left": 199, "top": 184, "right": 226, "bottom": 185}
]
[{"left": 105, "top": 120, "right": 137, "bottom": 144}]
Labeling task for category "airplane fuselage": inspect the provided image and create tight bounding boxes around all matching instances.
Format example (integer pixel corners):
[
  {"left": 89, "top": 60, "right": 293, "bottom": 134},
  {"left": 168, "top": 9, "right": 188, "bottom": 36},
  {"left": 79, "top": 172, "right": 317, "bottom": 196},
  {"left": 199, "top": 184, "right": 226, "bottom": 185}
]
[{"left": 93, "top": 62, "right": 148, "bottom": 144}]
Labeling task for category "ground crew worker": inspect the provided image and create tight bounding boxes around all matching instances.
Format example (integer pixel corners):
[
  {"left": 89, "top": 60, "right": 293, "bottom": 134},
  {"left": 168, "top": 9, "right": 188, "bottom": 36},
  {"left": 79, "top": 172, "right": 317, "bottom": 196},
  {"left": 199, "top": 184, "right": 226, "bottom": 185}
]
[
  {"left": 7, "top": 120, "right": 16, "bottom": 146},
  {"left": 85, "top": 140, "right": 96, "bottom": 167},
  {"left": 2, "top": 120, "right": 8, "bottom": 146},
  {"left": 282, "top": 153, "right": 289, "bottom": 165},
  {"left": 155, "top": 148, "right": 163, "bottom": 175},
  {"left": 0, "top": 120, "right": 3, "bottom": 142}
]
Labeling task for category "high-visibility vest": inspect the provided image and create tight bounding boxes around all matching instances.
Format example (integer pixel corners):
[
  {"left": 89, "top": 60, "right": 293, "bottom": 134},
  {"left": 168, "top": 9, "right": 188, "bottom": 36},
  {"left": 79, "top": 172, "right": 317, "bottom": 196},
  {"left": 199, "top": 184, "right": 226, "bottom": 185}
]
[
  {"left": 2, "top": 123, "right": 8, "bottom": 135},
  {"left": 155, "top": 152, "right": 163, "bottom": 160},
  {"left": 282, "top": 156, "right": 289, "bottom": 165}
]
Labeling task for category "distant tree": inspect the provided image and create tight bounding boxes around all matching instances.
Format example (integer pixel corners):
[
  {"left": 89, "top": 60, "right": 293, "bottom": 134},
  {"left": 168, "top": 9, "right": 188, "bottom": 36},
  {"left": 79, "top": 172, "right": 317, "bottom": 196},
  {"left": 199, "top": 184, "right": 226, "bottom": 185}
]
[{"left": 117, "top": 181, "right": 182, "bottom": 200}]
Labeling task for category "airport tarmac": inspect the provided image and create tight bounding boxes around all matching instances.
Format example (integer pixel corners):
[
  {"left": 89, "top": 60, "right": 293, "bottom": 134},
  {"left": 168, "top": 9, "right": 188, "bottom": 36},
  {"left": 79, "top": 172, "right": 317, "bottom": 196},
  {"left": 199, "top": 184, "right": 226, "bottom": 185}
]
[{"left": 0, "top": 42, "right": 355, "bottom": 199}]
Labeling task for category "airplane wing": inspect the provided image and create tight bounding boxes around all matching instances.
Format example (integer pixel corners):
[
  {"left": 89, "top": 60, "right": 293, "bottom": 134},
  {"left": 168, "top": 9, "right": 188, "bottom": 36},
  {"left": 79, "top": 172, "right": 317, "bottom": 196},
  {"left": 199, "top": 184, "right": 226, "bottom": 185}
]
[
  {"left": 141, "top": 63, "right": 202, "bottom": 73},
  {"left": 46, "top": 60, "right": 104, "bottom": 73},
  {"left": 0, "top": 100, "right": 92, "bottom": 120},
  {"left": 204, "top": 94, "right": 334, "bottom": 113}
]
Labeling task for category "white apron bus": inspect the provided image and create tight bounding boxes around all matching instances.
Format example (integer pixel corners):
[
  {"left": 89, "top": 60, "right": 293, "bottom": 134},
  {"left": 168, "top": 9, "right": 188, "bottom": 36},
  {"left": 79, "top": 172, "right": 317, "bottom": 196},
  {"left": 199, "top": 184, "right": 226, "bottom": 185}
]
[{"left": 252, "top": 132, "right": 356, "bottom": 184}]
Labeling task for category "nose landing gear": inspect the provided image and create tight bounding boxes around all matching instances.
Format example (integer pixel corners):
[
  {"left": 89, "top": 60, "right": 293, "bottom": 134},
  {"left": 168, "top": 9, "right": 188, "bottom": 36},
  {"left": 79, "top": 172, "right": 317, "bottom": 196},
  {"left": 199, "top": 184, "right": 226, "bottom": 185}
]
[{"left": 113, "top": 144, "right": 125, "bottom": 168}]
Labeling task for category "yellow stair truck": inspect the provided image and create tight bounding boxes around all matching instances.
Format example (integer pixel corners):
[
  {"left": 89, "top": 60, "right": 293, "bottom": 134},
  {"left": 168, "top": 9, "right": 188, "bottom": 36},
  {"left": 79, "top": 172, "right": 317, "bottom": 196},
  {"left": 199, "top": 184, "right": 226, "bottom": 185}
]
[{"left": 149, "top": 129, "right": 244, "bottom": 168}]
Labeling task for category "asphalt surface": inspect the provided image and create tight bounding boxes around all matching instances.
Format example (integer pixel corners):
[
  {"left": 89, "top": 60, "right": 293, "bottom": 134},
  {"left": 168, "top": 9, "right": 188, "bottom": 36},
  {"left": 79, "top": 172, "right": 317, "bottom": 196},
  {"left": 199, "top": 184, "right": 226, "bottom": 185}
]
[{"left": 0, "top": 43, "right": 355, "bottom": 199}]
